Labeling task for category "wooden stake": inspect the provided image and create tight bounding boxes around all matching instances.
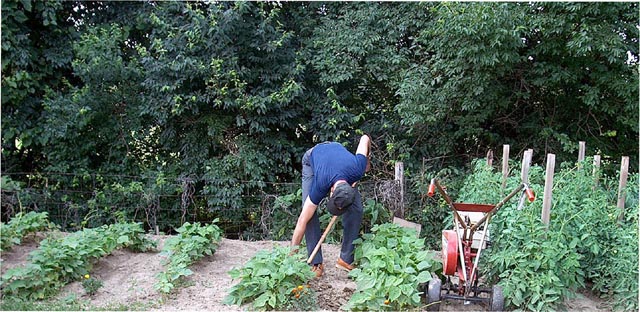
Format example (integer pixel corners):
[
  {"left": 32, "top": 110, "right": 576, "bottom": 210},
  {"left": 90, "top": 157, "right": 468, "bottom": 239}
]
[
  {"left": 578, "top": 141, "right": 586, "bottom": 163},
  {"left": 501, "top": 145, "right": 510, "bottom": 191},
  {"left": 577, "top": 141, "right": 586, "bottom": 171},
  {"left": 542, "top": 154, "right": 555, "bottom": 227},
  {"left": 521, "top": 149, "right": 533, "bottom": 184},
  {"left": 486, "top": 149, "right": 494, "bottom": 168},
  {"left": 592, "top": 155, "right": 601, "bottom": 189},
  {"left": 617, "top": 156, "right": 629, "bottom": 222},
  {"left": 395, "top": 162, "right": 405, "bottom": 218}
]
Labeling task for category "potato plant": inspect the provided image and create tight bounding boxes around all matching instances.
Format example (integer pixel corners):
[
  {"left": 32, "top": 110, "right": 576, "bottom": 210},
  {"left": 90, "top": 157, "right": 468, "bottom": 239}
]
[
  {"left": 0, "top": 211, "right": 55, "bottom": 251},
  {"left": 345, "top": 223, "right": 441, "bottom": 311},
  {"left": 1, "top": 222, "right": 156, "bottom": 300},
  {"left": 224, "top": 245, "right": 317, "bottom": 311},
  {"left": 155, "top": 221, "right": 223, "bottom": 293}
]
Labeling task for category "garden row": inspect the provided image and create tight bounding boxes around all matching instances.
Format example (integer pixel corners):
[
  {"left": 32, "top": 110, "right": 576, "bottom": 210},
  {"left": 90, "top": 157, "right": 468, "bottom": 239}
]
[
  {"left": 224, "top": 223, "right": 441, "bottom": 311},
  {"left": 0, "top": 214, "right": 222, "bottom": 301},
  {"left": 1, "top": 210, "right": 441, "bottom": 311}
]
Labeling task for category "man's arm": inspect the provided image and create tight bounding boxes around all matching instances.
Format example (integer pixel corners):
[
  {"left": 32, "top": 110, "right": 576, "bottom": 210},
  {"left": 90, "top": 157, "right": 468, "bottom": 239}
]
[
  {"left": 290, "top": 196, "right": 318, "bottom": 250},
  {"left": 356, "top": 134, "right": 371, "bottom": 172}
]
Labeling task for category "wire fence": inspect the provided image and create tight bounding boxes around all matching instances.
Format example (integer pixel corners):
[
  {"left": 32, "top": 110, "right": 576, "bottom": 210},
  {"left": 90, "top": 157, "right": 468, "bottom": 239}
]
[{"left": 1, "top": 172, "right": 411, "bottom": 240}]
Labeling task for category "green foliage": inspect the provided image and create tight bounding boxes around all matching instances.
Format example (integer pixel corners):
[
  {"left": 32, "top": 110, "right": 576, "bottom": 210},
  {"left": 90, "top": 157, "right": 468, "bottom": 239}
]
[
  {"left": 362, "top": 198, "right": 392, "bottom": 231},
  {"left": 224, "top": 245, "right": 316, "bottom": 311},
  {"left": 0, "top": 295, "right": 86, "bottom": 311},
  {"left": 1, "top": 222, "right": 156, "bottom": 300},
  {"left": 287, "top": 284, "right": 318, "bottom": 311},
  {"left": 398, "top": 2, "right": 638, "bottom": 166},
  {"left": 452, "top": 158, "right": 639, "bottom": 311},
  {"left": 484, "top": 211, "right": 584, "bottom": 311},
  {"left": 81, "top": 274, "right": 104, "bottom": 296},
  {"left": 258, "top": 188, "right": 302, "bottom": 241},
  {"left": 43, "top": 22, "right": 145, "bottom": 174},
  {"left": 1, "top": 0, "right": 77, "bottom": 173},
  {"left": 155, "top": 221, "right": 223, "bottom": 293},
  {"left": 346, "top": 223, "right": 441, "bottom": 311},
  {"left": 0, "top": 211, "right": 55, "bottom": 251},
  {"left": 1, "top": 1, "right": 637, "bottom": 246}
]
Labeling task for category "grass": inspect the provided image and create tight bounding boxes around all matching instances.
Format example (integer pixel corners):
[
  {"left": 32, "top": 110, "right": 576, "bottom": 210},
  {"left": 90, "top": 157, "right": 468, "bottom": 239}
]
[{"left": 0, "top": 295, "right": 159, "bottom": 311}]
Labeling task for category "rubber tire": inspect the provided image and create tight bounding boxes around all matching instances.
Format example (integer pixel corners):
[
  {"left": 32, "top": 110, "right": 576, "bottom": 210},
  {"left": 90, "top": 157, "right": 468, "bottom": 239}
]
[
  {"left": 490, "top": 285, "right": 504, "bottom": 311},
  {"left": 426, "top": 275, "right": 442, "bottom": 311}
]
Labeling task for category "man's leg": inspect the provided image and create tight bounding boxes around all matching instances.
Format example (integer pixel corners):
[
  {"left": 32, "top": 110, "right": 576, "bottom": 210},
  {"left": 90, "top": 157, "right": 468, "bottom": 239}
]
[
  {"left": 340, "top": 189, "right": 364, "bottom": 264},
  {"left": 301, "top": 149, "right": 323, "bottom": 265}
]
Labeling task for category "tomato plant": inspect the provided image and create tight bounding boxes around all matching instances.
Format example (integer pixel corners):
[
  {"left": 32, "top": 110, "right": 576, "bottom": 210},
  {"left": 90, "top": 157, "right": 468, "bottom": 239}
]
[{"left": 455, "top": 159, "right": 638, "bottom": 311}]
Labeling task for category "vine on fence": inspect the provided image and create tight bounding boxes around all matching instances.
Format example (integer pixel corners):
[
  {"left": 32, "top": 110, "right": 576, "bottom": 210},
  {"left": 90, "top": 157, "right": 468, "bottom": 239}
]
[{"left": 1, "top": 169, "right": 413, "bottom": 242}]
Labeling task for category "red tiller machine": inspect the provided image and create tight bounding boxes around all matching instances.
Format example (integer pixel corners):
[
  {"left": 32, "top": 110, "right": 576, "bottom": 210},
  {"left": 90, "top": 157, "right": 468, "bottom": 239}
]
[{"left": 424, "top": 178, "right": 535, "bottom": 311}]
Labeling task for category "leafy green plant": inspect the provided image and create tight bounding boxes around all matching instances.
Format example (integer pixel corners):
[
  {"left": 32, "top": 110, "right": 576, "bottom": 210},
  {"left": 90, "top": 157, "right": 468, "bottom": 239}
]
[
  {"left": 362, "top": 198, "right": 392, "bottom": 231},
  {"left": 451, "top": 158, "right": 640, "bottom": 311},
  {"left": 155, "top": 221, "right": 223, "bottom": 293},
  {"left": 224, "top": 245, "right": 316, "bottom": 310},
  {"left": 258, "top": 188, "right": 302, "bottom": 241},
  {"left": 0, "top": 211, "right": 55, "bottom": 251},
  {"left": 81, "top": 274, "right": 103, "bottom": 296},
  {"left": 1, "top": 222, "right": 156, "bottom": 300},
  {"left": 345, "top": 223, "right": 441, "bottom": 311},
  {"left": 287, "top": 284, "right": 318, "bottom": 311},
  {"left": 483, "top": 211, "right": 583, "bottom": 310}
]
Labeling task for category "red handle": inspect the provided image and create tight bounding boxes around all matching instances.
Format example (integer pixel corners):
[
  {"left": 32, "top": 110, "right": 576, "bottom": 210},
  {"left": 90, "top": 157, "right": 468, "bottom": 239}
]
[
  {"left": 428, "top": 179, "right": 436, "bottom": 197},
  {"left": 526, "top": 188, "right": 535, "bottom": 202}
]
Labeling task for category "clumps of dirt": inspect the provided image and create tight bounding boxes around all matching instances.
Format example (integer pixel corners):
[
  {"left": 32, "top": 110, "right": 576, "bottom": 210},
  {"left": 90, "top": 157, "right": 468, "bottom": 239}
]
[{"left": 309, "top": 264, "right": 356, "bottom": 311}]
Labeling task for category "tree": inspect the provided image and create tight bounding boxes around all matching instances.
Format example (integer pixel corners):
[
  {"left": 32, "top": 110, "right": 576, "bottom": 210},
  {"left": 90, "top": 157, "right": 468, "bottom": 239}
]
[
  {"left": 1, "top": 0, "right": 77, "bottom": 173},
  {"left": 396, "top": 2, "right": 638, "bottom": 167}
]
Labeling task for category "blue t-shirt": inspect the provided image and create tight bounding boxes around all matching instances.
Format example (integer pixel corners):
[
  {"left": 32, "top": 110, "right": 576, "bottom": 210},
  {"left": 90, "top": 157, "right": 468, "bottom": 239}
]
[{"left": 308, "top": 142, "right": 368, "bottom": 205}]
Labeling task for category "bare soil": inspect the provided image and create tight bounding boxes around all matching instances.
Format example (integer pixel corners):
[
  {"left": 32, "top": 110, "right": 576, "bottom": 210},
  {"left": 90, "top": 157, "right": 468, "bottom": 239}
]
[{"left": 0, "top": 234, "right": 608, "bottom": 311}]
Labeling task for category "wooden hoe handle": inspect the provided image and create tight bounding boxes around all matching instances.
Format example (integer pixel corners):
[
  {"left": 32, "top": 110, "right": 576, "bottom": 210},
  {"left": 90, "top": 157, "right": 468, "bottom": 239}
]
[{"left": 307, "top": 215, "right": 338, "bottom": 264}]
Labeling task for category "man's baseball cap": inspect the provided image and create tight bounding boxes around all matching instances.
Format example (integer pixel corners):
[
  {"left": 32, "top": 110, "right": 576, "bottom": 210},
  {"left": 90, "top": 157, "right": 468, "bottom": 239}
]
[{"left": 327, "top": 183, "right": 356, "bottom": 216}]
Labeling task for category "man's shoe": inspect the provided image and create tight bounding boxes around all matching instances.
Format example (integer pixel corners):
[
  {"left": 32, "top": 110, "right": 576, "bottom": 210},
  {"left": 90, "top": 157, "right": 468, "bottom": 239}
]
[
  {"left": 311, "top": 263, "right": 324, "bottom": 278},
  {"left": 336, "top": 257, "right": 355, "bottom": 272}
]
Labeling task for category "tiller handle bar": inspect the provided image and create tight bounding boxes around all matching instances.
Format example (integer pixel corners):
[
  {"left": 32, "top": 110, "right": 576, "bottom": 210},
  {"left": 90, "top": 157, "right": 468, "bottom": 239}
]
[{"left": 427, "top": 178, "right": 535, "bottom": 232}]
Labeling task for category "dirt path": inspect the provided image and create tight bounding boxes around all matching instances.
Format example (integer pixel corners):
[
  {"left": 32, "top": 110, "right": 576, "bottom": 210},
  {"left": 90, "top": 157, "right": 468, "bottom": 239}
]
[{"left": 0, "top": 235, "right": 608, "bottom": 311}]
